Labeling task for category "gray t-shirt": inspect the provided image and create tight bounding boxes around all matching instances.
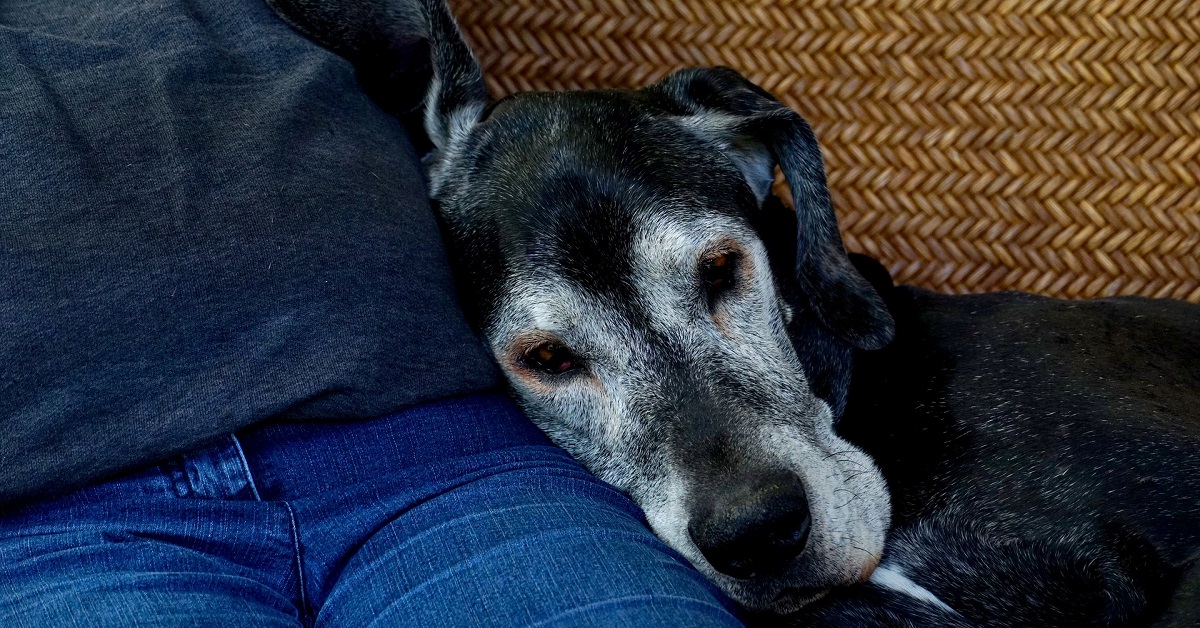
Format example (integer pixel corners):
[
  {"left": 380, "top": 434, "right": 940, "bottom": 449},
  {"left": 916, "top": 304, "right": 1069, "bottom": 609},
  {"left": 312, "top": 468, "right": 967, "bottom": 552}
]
[{"left": 0, "top": 0, "right": 500, "bottom": 505}]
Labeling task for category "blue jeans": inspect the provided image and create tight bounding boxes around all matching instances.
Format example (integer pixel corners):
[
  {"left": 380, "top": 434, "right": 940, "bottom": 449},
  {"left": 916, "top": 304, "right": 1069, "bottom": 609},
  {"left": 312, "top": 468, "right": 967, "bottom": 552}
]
[{"left": 0, "top": 394, "right": 741, "bottom": 626}]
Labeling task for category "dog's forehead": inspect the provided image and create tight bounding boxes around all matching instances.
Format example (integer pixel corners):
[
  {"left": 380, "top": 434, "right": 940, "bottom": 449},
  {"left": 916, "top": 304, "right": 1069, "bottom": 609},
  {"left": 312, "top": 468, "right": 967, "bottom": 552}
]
[
  {"left": 448, "top": 90, "right": 764, "bottom": 330},
  {"left": 492, "top": 209, "right": 761, "bottom": 344},
  {"left": 469, "top": 91, "right": 746, "bottom": 197}
]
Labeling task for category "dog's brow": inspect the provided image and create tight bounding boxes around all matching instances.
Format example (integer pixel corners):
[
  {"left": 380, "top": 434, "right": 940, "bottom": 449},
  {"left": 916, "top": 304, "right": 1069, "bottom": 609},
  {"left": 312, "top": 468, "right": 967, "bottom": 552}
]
[{"left": 633, "top": 215, "right": 751, "bottom": 273}]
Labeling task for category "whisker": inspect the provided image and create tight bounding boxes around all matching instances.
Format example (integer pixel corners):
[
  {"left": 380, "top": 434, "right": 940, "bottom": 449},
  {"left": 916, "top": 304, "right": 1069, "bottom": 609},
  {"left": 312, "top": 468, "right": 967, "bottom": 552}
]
[{"left": 851, "top": 544, "right": 882, "bottom": 563}]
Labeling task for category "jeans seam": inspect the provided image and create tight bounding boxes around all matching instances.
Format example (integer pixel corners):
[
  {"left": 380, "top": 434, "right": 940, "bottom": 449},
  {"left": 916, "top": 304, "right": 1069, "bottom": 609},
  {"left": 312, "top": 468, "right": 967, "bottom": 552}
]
[
  {"left": 283, "top": 500, "right": 312, "bottom": 624},
  {"left": 228, "top": 434, "right": 262, "bottom": 501}
]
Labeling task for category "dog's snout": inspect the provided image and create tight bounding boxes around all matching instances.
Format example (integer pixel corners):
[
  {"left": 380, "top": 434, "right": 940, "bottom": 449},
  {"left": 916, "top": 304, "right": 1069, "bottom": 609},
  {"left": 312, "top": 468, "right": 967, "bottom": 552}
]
[{"left": 688, "top": 477, "right": 811, "bottom": 580}]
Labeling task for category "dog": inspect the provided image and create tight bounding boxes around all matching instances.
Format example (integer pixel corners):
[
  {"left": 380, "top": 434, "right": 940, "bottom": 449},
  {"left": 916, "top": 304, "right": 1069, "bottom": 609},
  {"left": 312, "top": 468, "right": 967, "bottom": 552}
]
[{"left": 266, "top": 0, "right": 1200, "bottom": 624}]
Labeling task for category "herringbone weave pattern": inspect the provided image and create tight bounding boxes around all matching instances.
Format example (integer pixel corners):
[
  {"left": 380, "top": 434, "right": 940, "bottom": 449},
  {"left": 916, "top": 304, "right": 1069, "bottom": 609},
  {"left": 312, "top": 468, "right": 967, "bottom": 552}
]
[{"left": 450, "top": 0, "right": 1200, "bottom": 301}]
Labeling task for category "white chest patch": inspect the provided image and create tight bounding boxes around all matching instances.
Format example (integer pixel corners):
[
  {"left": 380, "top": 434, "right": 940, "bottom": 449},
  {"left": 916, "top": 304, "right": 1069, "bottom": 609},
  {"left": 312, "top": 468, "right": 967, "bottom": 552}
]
[{"left": 869, "top": 565, "right": 958, "bottom": 615}]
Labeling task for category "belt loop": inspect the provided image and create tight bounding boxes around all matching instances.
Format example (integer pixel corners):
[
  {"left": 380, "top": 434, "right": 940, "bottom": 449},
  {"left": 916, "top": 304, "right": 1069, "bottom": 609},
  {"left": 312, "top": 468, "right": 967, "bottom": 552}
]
[
  {"left": 229, "top": 433, "right": 263, "bottom": 501},
  {"left": 176, "top": 436, "right": 261, "bottom": 500}
]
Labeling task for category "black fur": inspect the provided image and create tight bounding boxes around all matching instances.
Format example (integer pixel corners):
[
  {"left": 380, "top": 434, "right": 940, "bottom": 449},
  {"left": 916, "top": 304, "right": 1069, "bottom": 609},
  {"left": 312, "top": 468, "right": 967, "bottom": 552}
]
[
  {"left": 791, "top": 258, "right": 1200, "bottom": 627},
  {"left": 754, "top": 196, "right": 857, "bottom": 417}
]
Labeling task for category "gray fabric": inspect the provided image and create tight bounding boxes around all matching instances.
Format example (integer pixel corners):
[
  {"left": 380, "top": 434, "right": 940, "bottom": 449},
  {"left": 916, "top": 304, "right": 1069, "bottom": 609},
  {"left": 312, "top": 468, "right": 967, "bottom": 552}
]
[{"left": 0, "top": 0, "right": 500, "bottom": 506}]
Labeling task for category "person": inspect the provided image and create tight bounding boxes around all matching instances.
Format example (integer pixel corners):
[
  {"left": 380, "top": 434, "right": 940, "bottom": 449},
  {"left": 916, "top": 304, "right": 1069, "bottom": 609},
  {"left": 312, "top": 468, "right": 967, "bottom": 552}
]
[{"left": 0, "top": 0, "right": 742, "bottom": 624}]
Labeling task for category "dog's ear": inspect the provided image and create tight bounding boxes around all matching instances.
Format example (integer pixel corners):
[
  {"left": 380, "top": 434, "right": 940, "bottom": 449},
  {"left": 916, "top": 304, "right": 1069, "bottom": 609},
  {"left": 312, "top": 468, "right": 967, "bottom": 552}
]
[
  {"left": 650, "top": 67, "right": 894, "bottom": 350},
  {"left": 410, "top": 0, "right": 489, "bottom": 160},
  {"left": 265, "top": 0, "right": 489, "bottom": 183},
  {"left": 848, "top": 252, "right": 896, "bottom": 299}
]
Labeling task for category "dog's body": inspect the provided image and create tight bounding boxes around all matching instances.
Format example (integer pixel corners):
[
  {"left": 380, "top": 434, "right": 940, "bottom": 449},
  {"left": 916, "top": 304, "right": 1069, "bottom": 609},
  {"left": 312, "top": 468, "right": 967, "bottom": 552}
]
[
  {"left": 267, "top": 0, "right": 1200, "bottom": 624},
  {"left": 808, "top": 280, "right": 1200, "bottom": 626}
]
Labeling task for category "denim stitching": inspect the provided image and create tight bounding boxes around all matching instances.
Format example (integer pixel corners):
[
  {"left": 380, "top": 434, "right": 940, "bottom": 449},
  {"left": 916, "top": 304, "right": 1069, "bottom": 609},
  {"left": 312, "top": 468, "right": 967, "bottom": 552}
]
[
  {"left": 282, "top": 500, "right": 312, "bottom": 625},
  {"left": 228, "top": 434, "right": 262, "bottom": 501}
]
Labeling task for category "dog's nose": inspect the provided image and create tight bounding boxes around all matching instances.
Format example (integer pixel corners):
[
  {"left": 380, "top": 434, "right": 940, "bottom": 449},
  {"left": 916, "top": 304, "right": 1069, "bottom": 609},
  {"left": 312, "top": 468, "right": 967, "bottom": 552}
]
[{"left": 688, "top": 478, "right": 811, "bottom": 580}]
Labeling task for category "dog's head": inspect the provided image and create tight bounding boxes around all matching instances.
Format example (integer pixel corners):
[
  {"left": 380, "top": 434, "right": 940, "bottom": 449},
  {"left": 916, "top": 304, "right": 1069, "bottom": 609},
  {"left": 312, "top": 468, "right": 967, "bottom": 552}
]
[
  {"left": 422, "top": 62, "right": 894, "bottom": 616},
  {"left": 414, "top": 0, "right": 895, "bottom": 614}
]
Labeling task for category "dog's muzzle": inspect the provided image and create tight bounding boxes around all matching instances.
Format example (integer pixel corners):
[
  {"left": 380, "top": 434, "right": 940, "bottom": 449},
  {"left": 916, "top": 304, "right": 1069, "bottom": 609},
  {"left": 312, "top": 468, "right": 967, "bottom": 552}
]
[{"left": 687, "top": 473, "right": 812, "bottom": 579}]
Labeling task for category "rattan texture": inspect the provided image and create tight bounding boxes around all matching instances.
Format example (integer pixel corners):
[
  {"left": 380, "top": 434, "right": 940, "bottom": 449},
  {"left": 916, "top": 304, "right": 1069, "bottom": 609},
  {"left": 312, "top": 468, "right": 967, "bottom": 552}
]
[{"left": 450, "top": 0, "right": 1200, "bottom": 301}]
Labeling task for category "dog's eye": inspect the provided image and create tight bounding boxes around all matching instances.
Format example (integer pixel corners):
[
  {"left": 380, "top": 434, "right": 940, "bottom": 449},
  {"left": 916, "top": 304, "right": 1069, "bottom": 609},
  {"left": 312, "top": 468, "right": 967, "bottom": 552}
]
[
  {"left": 521, "top": 342, "right": 579, "bottom": 375},
  {"left": 701, "top": 252, "right": 738, "bottom": 302}
]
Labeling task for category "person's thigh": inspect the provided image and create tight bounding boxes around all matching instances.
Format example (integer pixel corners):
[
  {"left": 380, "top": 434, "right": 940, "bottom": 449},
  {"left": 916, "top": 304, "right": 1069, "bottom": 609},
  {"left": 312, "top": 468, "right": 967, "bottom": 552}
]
[
  {"left": 2, "top": 395, "right": 740, "bottom": 628},
  {"left": 0, "top": 455, "right": 303, "bottom": 628},
  {"left": 1, "top": 562, "right": 300, "bottom": 628},
  {"left": 240, "top": 395, "right": 742, "bottom": 627},
  {"left": 314, "top": 452, "right": 743, "bottom": 627}
]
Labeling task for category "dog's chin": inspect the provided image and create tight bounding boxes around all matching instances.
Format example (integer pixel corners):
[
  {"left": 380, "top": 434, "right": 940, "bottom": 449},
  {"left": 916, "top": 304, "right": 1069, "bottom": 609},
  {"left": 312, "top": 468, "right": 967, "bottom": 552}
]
[
  {"left": 719, "top": 552, "right": 882, "bottom": 615},
  {"left": 768, "top": 586, "right": 831, "bottom": 615},
  {"left": 728, "top": 578, "right": 840, "bottom": 616}
]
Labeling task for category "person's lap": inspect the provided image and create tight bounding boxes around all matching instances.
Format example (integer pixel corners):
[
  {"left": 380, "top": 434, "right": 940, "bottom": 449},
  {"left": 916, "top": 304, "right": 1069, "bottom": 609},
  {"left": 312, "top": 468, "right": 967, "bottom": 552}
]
[{"left": 0, "top": 394, "right": 741, "bottom": 626}]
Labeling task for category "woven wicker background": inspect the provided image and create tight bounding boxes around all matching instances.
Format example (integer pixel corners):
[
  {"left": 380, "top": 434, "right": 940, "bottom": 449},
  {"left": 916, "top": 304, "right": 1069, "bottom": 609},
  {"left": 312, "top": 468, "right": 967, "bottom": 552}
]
[{"left": 450, "top": 0, "right": 1200, "bottom": 301}]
